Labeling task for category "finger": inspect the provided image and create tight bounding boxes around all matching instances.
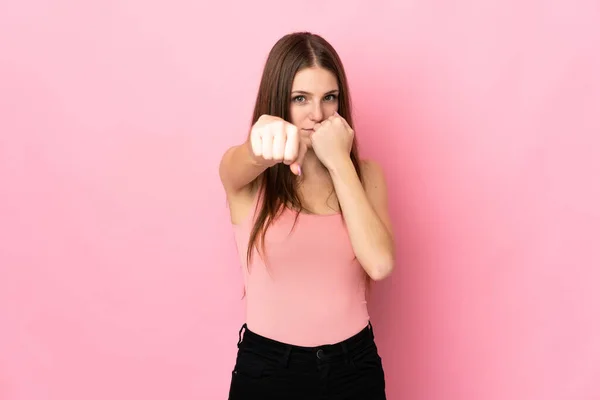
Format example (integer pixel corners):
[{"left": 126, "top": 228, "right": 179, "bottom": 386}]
[
  {"left": 272, "top": 128, "right": 286, "bottom": 161},
  {"left": 334, "top": 111, "right": 353, "bottom": 131},
  {"left": 250, "top": 132, "right": 262, "bottom": 157},
  {"left": 290, "top": 142, "right": 308, "bottom": 176},
  {"left": 283, "top": 124, "right": 299, "bottom": 165},
  {"left": 261, "top": 131, "right": 274, "bottom": 160}
]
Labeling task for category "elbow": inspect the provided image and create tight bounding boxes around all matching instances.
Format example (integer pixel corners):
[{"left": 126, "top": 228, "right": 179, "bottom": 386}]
[{"left": 364, "top": 254, "right": 395, "bottom": 281}]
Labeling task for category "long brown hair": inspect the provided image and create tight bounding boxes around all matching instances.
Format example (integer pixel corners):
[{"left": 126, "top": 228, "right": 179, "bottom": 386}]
[{"left": 246, "top": 32, "right": 363, "bottom": 266}]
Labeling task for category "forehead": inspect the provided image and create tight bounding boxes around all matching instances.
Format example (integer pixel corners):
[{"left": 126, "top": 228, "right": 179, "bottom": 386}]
[{"left": 291, "top": 67, "right": 338, "bottom": 92}]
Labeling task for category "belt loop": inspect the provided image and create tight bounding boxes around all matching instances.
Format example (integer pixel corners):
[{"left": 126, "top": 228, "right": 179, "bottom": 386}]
[
  {"left": 368, "top": 321, "right": 375, "bottom": 339},
  {"left": 237, "top": 323, "right": 247, "bottom": 347},
  {"left": 281, "top": 345, "right": 292, "bottom": 368},
  {"left": 341, "top": 342, "right": 356, "bottom": 368},
  {"left": 341, "top": 342, "right": 350, "bottom": 365}
]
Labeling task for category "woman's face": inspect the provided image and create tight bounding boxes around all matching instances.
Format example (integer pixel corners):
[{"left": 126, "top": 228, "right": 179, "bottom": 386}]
[{"left": 289, "top": 66, "right": 339, "bottom": 145}]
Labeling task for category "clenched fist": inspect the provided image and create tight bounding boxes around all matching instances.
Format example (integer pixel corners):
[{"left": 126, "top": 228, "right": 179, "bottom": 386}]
[
  {"left": 249, "top": 115, "right": 307, "bottom": 175},
  {"left": 310, "top": 111, "right": 354, "bottom": 171}
]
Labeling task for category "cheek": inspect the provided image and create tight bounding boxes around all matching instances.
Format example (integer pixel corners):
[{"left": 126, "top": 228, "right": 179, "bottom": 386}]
[
  {"left": 289, "top": 105, "right": 307, "bottom": 126},
  {"left": 323, "top": 103, "right": 339, "bottom": 118}
]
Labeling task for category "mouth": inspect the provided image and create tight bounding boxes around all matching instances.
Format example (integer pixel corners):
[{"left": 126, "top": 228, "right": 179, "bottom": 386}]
[{"left": 302, "top": 128, "right": 314, "bottom": 132}]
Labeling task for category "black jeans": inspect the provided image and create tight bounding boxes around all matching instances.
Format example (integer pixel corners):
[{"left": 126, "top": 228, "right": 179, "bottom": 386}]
[{"left": 228, "top": 322, "right": 386, "bottom": 399}]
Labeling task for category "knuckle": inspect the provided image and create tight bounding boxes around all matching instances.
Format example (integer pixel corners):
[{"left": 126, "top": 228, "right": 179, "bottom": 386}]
[
  {"left": 276, "top": 129, "right": 287, "bottom": 140},
  {"left": 262, "top": 127, "right": 274, "bottom": 138}
]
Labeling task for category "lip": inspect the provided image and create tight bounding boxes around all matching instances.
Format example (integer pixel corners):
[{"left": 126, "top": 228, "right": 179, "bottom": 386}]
[{"left": 302, "top": 128, "right": 314, "bottom": 132}]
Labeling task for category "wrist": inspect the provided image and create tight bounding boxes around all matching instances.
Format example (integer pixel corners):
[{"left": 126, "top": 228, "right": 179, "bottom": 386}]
[
  {"left": 326, "top": 155, "right": 355, "bottom": 177},
  {"left": 244, "top": 140, "right": 271, "bottom": 168}
]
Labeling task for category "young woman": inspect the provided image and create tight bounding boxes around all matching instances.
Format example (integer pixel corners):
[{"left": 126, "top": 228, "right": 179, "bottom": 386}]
[{"left": 219, "top": 31, "right": 395, "bottom": 400}]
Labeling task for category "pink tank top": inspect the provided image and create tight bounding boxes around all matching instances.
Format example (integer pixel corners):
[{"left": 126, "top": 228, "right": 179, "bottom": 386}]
[{"left": 232, "top": 192, "right": 370, "bottom": 347}]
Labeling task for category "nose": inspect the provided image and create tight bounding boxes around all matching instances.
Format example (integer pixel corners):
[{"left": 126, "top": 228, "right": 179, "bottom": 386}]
[{"left": 309, "top": 102, "right": 324, "bottom": 122}]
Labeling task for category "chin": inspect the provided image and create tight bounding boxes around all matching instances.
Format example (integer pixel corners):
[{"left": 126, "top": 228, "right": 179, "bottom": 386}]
[{"left": 298, "top": 138, "right": 311, "bottom": 148}]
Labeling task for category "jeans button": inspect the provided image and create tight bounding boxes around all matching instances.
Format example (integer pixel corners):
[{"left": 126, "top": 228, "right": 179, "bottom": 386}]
[{"left": 316, "top": 349, "right": 324, "bottom": 360}]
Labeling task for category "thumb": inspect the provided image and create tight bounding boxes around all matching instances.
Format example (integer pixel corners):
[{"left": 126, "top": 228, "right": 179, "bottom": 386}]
[{"left": 290, "top": 141, "right": 308, "bottom": 176}]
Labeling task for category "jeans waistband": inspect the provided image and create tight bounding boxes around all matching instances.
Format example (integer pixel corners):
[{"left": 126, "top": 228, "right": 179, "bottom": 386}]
[{"left": 237, "top": 322, "right": 375, "bottom": 364}]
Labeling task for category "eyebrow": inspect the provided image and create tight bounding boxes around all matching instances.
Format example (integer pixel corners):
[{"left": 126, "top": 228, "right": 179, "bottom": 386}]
[{"left": 291, "top": 89, "right": 339, "bottom": 95}]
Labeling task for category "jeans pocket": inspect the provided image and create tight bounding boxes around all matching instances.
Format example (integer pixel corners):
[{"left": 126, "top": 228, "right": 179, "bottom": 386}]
[
  {"left": 233, "top": 352, "right": 266, "bottom": 379},
  {"left": 352, "top": 343, "right": 384, "bottom": 372}
]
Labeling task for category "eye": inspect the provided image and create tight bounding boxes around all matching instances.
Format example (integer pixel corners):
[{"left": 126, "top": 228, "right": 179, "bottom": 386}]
[
  {"left": 292, "top": 95, "right": 306, "bottom": 103},
  {"left": 324, "top": 94, "right": 338, "bottom": 102}
]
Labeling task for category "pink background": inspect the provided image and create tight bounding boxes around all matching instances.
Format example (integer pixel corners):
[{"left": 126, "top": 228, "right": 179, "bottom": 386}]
[{"left": 1, "top": 1, "right": 599, "bottom": 399}]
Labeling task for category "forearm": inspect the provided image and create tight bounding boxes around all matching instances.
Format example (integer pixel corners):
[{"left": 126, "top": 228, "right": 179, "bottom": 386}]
[{"left": 328, "top": 158, "right": 395, "bottom": 280}]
